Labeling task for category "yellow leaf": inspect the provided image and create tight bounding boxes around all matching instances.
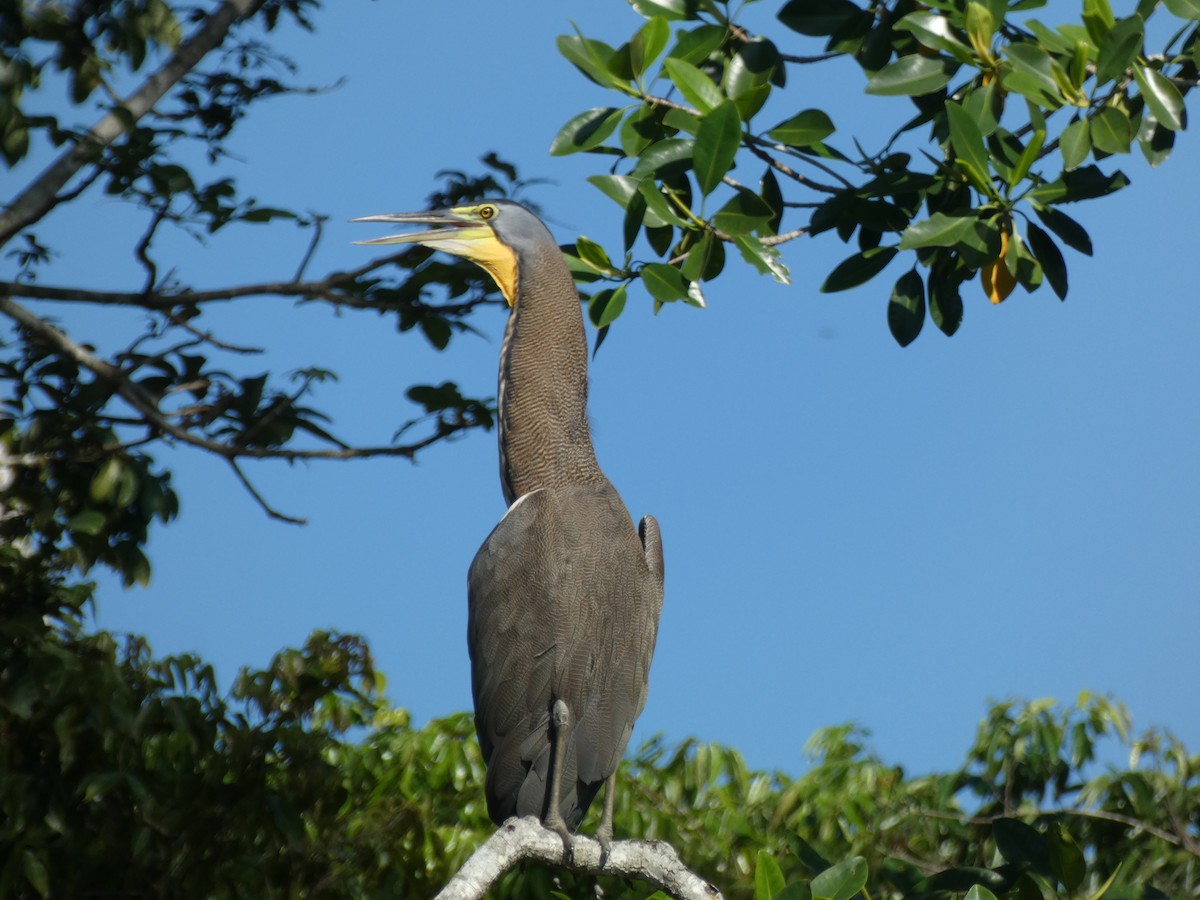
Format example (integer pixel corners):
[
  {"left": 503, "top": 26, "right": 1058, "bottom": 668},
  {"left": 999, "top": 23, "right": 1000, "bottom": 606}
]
[{"left": 981, "top": 230, "right": 1015, "bottom": 304}]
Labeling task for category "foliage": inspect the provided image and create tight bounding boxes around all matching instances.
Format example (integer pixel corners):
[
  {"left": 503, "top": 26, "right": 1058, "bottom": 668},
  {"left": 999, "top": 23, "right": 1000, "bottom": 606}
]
[{"left": 554, "top": 0, "right": 1199, "bottom": 344}]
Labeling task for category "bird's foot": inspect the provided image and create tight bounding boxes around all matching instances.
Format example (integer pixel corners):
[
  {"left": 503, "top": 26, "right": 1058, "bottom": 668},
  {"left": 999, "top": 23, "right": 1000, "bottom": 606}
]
[
  {"left": 594, "top": 822, "right": 613, "bottom": 868},
  {"left": 544, "top": 811, "right": 574, "bottom": 863}
]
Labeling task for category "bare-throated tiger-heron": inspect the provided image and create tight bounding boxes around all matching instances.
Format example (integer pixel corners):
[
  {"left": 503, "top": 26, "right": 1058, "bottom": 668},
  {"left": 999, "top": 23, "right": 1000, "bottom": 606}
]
[{"left": 354, "top": 200, "right": 665, "bottom": 855}]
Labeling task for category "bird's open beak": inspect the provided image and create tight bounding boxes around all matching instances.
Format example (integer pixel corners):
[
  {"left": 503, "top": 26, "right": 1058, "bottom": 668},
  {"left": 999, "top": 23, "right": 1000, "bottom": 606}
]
[
  {"left": 352, "top": 206, "right": 518, "bottom": 306},
  {"left": 351, "top": 209, "right": 493, "bottom": 247}
]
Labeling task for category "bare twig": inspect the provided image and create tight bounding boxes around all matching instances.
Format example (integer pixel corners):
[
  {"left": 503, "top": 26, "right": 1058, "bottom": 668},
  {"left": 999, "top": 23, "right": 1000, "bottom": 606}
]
[
  {"left": 0, "top": 0, "right": 264, "bottom": 249},
  {"left": 293, "top": 213, "right": 327, "bottom": 282},
  {"left": 436, "top": 817, "right": 723, "bottom": 900},
  {"left": 745, "top": 140, "right": 846, "bottom": 193},
  {"left": 229, "top": 459, "right": 307, "bottom": 525}
]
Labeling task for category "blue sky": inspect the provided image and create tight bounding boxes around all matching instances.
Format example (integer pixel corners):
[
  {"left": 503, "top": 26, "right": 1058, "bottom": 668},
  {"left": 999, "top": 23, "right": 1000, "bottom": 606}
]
[{"left": 12, "top": 0, "right": 1198, "bottom": 779}]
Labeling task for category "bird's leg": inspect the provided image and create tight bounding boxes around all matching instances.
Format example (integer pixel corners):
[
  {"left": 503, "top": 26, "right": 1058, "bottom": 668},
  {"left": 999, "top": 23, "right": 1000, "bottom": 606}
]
[
  {"left": 594, "top": 768, "right": 617, "bottom": 866},
  {"left": 543, "top": 698, "right": 574, "bottom": 861}
]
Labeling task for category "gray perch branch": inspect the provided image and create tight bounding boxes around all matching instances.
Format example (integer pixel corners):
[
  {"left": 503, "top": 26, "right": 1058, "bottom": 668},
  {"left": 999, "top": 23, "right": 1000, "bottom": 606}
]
[{"left": 435, "top": 817, "right": 723, "bottom": 900}]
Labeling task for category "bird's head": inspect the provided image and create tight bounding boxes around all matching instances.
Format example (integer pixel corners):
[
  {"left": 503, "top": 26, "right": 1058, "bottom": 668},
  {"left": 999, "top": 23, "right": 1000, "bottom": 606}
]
[{"left": 354, "top": 200, "right": 551, "bottom": 307}]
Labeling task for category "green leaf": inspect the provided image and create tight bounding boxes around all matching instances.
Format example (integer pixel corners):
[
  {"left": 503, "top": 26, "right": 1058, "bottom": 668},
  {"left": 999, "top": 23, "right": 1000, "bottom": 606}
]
[
  {"left": 888, "top": 269, "right": 926, "bottom": 347},
  {"left": 899, "top": 213, "right": 979, "bottom": 249},
  {"left": 735, "top": 235, "right": 790, "bottom": 284},
  {"left": 1132, "top": 64, "right": 1186, "bottom": 131},
  {"left": 778, "top": 0, "right": 864, "bottom": 38},
  {"left": 682, "top": 231, "right": 717, "bottom": 281},
  {"left": 588, "top": 284, "right": 628, "bottom": 327},
  {"left": 712, "top": 189, "right": 774, "bottom": 234},
  {"left": 1025, "top": 222, "right": 1068, "bottom": 299},
  {"left": 633, "top": 138, "right": 696, "bottom": 179},
  {"left": 965, "top": 2, "right": 997, "bottom": 59},
  {"left": 1162, "top": 0, "right": 1200, "bottom": 18},
  {"left": 631, "top": 0, "right": 698, "bottom": 21},
  {"left": 1059, "top": 117, "right": 1091, "bottom": 169},
  {"left": 663, "top": 57, "right": 724, "bottom": 112},
  {"left": 621, "top": 104, "right": 663, "bottom": 157},
  {"left": 1032, "top": 204, "right": 1093, "bottom": 255},
  {"left": 767, "top": 109, "right": 835, "bottom": 148},
  {"left": 1002, "top": 43, "right": 1061, "bottom": 105},
  {"left": 550, "top": 107, "right": 624, "bottom": 155},
  {"left": 993, "top": 818, "right": 1055, "bottom": 875},
  {"left": 964, "top": 887, "right": 999, "bottom": 900},
  {"left": 630, "top": 16, "right": 671, "bottom": 77},
  {"left": 641, "top": 262, "right": 690, "bottom": 302},
  {"left": 638, "top": 179, "right": 689, "bottom": 227},
  {"left": 894, "top": 12, "right": 975, "bottom": 63},
  {"left": 755, "top": 850, "right": 786, "bottom": 900},
  {"left": 68, "top": 510, "right": 107, "bottom": 536},
  {"left": 575, "top": 236, "right": 615, "bottom": 273},
  {"left": 865, "top": 55, "right": 955, "bottom": 97},
  {"left": 669, "top": 25, "right": 727, "bottom": 65},
  {"left": 1083, "top": 0, "right": 1117, "bottom": 46},
  {"left": 725, "top": 38, "right": 781, "bottom": 100},
  {"left": 945, "top": 102, "right": 993, "bottom": 194},
  {"left": 1095, "top": 14, "right": 1143, "bottom": 84},
  {"left": 929, "top": 268, "right": 963, "bottom": 336},
  {"left": 694, "top": 101, "right": 742, "bottom": 195},
  {"left": 810, "top": 857, "right": 868, "bottom": 900},
  {"left": 1029, "top": 165, "right": 1129, "bottom": 204},
  {"left": 557, "top": 34, "right": 625, "bottom": 89},
  {"left": 821, "top": 246, "right": 898, "bottom": 292},
  {"left": 23, "top": 851, "right": 49, "bottom": 898},
  {"left": 1090, "top": 106, "right": 1132, "bottom": 154}
]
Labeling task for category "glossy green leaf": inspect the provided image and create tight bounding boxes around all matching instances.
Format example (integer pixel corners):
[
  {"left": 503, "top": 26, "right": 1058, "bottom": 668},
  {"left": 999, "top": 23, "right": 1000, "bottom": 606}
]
[
  {"left": 894, "top": 12, "right": 975, "bottom": 63},
  {"left": 821, "top": 246, "right": 898, "bottom": 292},
  {"left": 549, "top": 107, "right": 624, "bottom": 155},
  {"left": 588, "top": 284, "right": 628, "bottom": 327},
  {"left": 755, "top": 850, "right": 786, "bottom": 900},
  {"left": 669, "top": 24, "right": 727, "bottom": 66},
  {"left": 1025, "top": 222, "right": 1068, "bottom": 299},
  {"left": 681, "top": 231, "right": 715, "bottom": 281},
  {"left": 641, "top": 262, "right": 690, "bottom": 302},
  {"left": 1029, "top": 165, "right": 1129, "bottom": 203},
  {"left": 899, "top": 213, "right": 979, "bottom": 249},
  {"left": 1083, "top": 0, "right": 1117, "bottom": 46},
  {"left": 1002, "top": 43, "right": 1061, "bottom": 106},
  {"left": 694, "top": 101, "right": 742, "bottom": 195},
  {"left": 994, "top": 818, "right": 1055, "bottom": 875},
  {"left": 1132, "top": 64, "right": 1185, "bottom": 131},
  {"left": 557, "top": 34, "right": 625, "bottom": 89},
  {"left": 1162, "top": 0, "right": 1200, "bottom": 17},
  {"left": 888, "top": 268, "right": 926, "bottom": 347},
  {"left": 620, "top": 105, "right": 662, "bottom": 157},
  {"left": 712, "top": 189, "right": 774, "bottom": 234},
  {"left": 1089, "top": 106, "right": 1132, "bottom": 154},
  {"left": 964, "top": 886, "right": 999, "bottom": 900},
  {"left": 735, "top": 235, "right": 791, "bottom": 283},
  {"left": 778, "top": 0, "right": 864, "bottom": 38},
  {"left": 945, "top": 102, "right": 992, "bottom": 194},
  {"left": 663, "top": 57, "right": 724, "bottom": 112},
  {"left": 725, "top": 38, "right": 781, "bottom": 99},
  {"left": 1137, "top": 118, "right": 1175, "bottom": 167},
  {"left": 23, "top": 851, "right": 50, "bottom": 898},
  {"left": 631, "top": 0, "right": 698, "bottom": 21},
  {"left": 1059, "top": 117, "right": 1091, "bottom": 169},
  {"left": 630, "top": 17, "right": 671, "bottom": 77},
  {"left": 1095, "top": 15, "right": 1144, "bottom": 84},
  {"left": 767, "top": 109, "right": 835, "bottom": 148},
  {"left": 574, "top": 236, "right": 615, "bottom": 274},
  {"left": 638, "top": 179, "right": 689, "bottom": 227},
  {"left": 68, "top": 510, "right": 107, "bottom": 536},
  {"left": 929, "top": 268, "right": 963, "bottom": 336},
  {"left": 633, "top": 138, "right": 695, "bottom": 178},
  {"left": 865, "top": 55, "right": 955, "bottom": 97},
  {"left": 1032, "top": 204, "right": 1093, "bottom": 255},
  {"left": 810, "top": 856, "right": 868, "bottom": 900},
  {"left": 965, "top": 2, "right": 997, "bottom": 59}
]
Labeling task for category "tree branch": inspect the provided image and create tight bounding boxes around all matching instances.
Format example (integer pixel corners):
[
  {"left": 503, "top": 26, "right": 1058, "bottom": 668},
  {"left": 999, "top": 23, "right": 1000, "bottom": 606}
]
[
  {"left": 435, "top": 817, "right": 723, "bottom": 900},
  {"left": 0, "top": 0, "right": 263, "bottom": 249}
]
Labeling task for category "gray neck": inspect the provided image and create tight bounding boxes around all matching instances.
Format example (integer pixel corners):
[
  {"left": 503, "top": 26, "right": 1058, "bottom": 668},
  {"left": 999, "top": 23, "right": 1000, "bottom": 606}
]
[{"left": 497, "top": 242, "right": 604, "bottom": 505}]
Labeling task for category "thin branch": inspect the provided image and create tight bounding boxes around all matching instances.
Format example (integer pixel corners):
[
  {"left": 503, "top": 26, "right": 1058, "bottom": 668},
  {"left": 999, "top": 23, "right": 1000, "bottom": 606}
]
[
  {"left": 229, "top": 459, "right": 307, "bottom": 525},
  {"left": 293, "top": 213, "right": 327, "bottom": 282},
  {"left": 0, "top": 295, "right": 485, "bottom": 463},
  {"left": 745, "top": 139, "right": 847, "bottom": 192},
  {"left": 135, "top": 204, "right": 170, "bottom": 293},
  {"left": 779, "top": 51, "right": 842, "bottom": 64},
  {"left": 435, "top": 817, "right": 723, "bottom": 900},
  {"left": 0, "top": 0, "right": 263, "bottom": 249}
]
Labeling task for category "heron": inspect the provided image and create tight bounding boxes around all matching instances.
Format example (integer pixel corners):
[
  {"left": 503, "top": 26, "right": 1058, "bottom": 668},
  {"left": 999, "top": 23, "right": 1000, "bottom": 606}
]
[{"left": 354, "top": 200, "right": 664, "bottom": 857}]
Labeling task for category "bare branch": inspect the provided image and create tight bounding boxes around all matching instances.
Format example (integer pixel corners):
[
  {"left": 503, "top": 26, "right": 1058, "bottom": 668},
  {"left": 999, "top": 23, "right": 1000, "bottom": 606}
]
[
  {"left": 229, "top": 459, "right": 307, "bottom": 525},
  {"left": 0, "top": 0, "right": 264, "bottom": 249},
  {"left": 293, "top": 213, "right": 327, "bottom": 282},
  {"left": 435, "top": 817, "right": 723, "bottom": 900}
]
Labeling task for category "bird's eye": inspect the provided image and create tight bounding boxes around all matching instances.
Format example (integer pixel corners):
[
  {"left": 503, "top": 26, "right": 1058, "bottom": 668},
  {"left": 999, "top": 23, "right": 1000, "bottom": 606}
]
[{"left": 480, "top": 205, "right": 496, "bottom": 220}]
